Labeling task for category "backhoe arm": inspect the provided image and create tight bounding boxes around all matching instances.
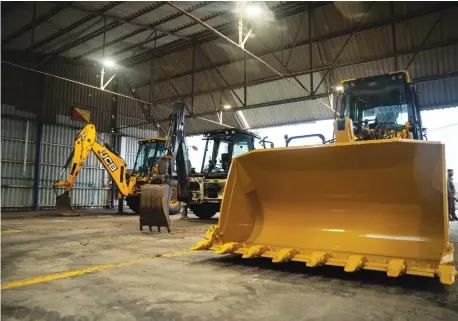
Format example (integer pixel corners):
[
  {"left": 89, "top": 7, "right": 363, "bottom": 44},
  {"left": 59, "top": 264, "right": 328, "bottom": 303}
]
[{"left": 53, "top": 124, "right": 135, "bottom": 197}]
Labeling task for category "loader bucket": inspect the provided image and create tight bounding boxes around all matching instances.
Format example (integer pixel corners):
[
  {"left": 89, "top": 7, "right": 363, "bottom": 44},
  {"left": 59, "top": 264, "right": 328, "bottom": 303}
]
[
  {"left": 55, "top": 192, "right": 80, "bottom": 216},
  {"left": 139, "top": 184, "right": 171, "bottom": 233},
  {"left": 193, "top": 139, "right": 456, "bottom": 284}
]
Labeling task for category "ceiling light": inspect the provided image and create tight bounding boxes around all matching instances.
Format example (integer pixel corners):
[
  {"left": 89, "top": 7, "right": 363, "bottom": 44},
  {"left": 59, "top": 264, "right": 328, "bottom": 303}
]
[
  {"left": 103, "top": 58, "right": 116, "bottom": 68},
  {"left": 223, "top": 103, "right": 232, "bottom": 110},
  {"left": 335, "top": 85, "right": 344, "bottom": 92},
  {"left": 246, "top": 5, "right": 261, "bottom": 17}
]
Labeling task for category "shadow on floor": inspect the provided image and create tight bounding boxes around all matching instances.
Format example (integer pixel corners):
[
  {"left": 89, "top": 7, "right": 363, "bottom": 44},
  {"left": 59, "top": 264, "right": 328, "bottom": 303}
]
[{"left": 191, "top": 254, "right": 457, "bottom": 309}]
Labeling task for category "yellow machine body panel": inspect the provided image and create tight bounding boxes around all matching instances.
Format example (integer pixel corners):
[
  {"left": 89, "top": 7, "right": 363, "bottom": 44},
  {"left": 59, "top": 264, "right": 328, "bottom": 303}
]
[{"left": 194, "top": 139, "right": 456, "bottom": 284}]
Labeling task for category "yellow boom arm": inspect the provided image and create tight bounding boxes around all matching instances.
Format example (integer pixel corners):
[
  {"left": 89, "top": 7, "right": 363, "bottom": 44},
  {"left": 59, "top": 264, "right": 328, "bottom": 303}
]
[{"left": 53, "top": 124, "right": 136, "bottom": 197}]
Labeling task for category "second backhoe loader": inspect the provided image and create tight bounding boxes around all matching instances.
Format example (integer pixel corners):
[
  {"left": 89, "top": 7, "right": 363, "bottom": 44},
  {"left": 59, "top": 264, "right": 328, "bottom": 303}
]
[
  {"left": 53, "top": 102, "right": 190, "bottom": 232},
  {"left": 192, "top": 71, "right": 456, "bottom": 285}
]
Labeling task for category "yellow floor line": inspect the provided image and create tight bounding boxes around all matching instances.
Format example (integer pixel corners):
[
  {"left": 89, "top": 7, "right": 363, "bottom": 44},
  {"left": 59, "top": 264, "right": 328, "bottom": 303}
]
[
  {"left": 1, "top": 229, "right": 25, "bottom": 234},
  {"left": 1, "top": 249, "right": 192, "bottom": 290}
]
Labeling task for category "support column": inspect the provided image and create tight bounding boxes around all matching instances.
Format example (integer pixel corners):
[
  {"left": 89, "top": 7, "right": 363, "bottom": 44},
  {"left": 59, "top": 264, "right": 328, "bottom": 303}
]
[
  {"left": 33, "top": 121, "right": 43, "bottom": 211},
  {"left": 391, "top": 2, "right": 398, "bottom": 70}
]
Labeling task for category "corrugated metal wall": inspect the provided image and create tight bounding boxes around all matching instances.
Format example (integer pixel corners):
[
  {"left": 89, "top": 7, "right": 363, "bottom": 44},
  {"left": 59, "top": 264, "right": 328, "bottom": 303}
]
[{"left": 1, "top": 114, "right": 36, "bottom": 209}]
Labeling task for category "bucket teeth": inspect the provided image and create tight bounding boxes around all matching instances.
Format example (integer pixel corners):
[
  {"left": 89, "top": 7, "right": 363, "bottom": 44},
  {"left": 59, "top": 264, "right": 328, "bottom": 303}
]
[
  {"left": 272, "top": 248, "right": 299, "bottom": 263},
  {"left": 216, "top": 242, "right": 242, "bottom": 254},
  {"left": 191, "top": 239, "right": 213, "bottom": 251},
  {"left": 306, "top": 251, "right": 331, "bottom": 267},
  {"left": 191, "top": 225, "right": 219, "bottom": 251},
  {"left": 438, "top": 265, "right": 457, "bottom": 285},
  {"left": 387, "top": 259, "right": 406, "bottom": 277},
  {"left": 242, "top": 245, "right": 270, "bottom": 259},
  {"left": 344, "top": 255, "right": 367, "bottom": 272}
]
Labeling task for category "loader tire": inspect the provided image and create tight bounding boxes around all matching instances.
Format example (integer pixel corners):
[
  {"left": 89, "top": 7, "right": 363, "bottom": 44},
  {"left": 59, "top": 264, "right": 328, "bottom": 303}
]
[
  {"left": 127, "top": 195, "right": 181, "bottom": 215},
  {"left": 190, "top": 204, "right": 218, "bottom": 219},
  {"left": 126, "top": 196, "right": 140, "bottom": 213}
]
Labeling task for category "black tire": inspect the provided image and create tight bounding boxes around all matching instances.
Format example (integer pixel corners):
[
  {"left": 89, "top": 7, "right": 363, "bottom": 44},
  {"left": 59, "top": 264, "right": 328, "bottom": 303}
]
[
  {"left": 169, "top": 201, "right": 182, "bottom": 215},
  {"left": 126, "top": 195, "right": 140, "bottom": 213},
  {"left": 190, "top": 204, "right": 218, "bottom": 219},
  {"left": 126, "top": 195, "right": 182, "bottom": 215}
]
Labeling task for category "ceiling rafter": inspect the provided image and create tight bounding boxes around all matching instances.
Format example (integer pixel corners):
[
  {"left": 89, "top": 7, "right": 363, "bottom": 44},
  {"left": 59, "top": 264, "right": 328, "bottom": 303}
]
[
  {"left": 122, "top": 1, "right": 317, "bottom": 67},
  {"left": 41, "top": 2, "right": 167, "bottom": 60},
  {"left": 28, "top": 2, "right": 123, "bottom": 51},
  {"left": 133, "top": 1, "right": 456, "bottom": 89},
  {"left": 73, "top": 1, "right": 214, "bottom": 60},
  {"left": 2, "top": 2, "right": 74, "bottom": 46},
  {"left": 152, "top": 38, "right": 458, "bottom": 105}
]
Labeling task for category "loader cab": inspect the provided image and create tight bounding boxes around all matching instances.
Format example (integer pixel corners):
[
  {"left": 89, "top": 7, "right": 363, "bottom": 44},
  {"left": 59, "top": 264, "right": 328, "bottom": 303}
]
[
  {"left": 132, "top": 138, "right": 167, "bottom": 176},
  {"left": 200, "top": 129, "right": 259, "bottom": 177},
  {"left": 337, "top": 71, "right": 423, "bottom": 140}
]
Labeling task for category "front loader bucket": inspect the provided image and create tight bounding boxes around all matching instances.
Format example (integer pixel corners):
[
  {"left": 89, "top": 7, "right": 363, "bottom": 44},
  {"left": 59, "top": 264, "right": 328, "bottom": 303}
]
[
  {"left": 55, "top": 192, "right": 80, "bottom": 216},
  {"left": 194, "top": 139, "right": 456, "bottom": 284}
]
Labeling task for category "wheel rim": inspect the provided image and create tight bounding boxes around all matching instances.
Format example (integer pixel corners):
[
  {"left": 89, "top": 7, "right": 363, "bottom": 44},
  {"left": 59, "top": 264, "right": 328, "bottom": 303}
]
[{"left": 169, "top": 187, "right": 179, "bottom": 206}]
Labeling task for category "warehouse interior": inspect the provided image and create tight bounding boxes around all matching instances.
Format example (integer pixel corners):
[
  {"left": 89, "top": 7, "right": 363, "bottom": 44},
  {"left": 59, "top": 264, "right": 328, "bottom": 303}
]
[{"left": 1, "top": 1, "right": 458, "bottom": 320}]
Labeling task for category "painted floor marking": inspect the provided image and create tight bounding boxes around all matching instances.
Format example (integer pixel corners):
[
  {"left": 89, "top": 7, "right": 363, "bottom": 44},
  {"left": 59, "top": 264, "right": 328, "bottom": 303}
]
[{"left": 1, "top": 249, "right": 192, "bottom": 290}]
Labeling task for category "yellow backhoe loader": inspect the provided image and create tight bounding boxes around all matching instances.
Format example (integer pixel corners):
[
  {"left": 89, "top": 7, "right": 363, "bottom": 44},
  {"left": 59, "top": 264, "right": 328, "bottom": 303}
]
[
  {"left": 192, "top": 71, "right": 456, "bottom": 285},
  {"left": 53, "top": 102, "right": 190, "bottom": 232}
]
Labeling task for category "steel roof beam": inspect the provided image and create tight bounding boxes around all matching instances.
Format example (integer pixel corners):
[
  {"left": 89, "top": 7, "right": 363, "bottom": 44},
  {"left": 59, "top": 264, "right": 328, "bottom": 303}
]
[
  {"left": 73, "top": 1, "right": 213, "bottom": 60},
  {"left": 151, "top": 38, "right": 458, "bottom": 105},
  {"left": 153, "top": 70, "right": 458, "bottom": 125},
  {"left": 41, "top": 2, "right": 166, "bottom": 60},
  {"left": 28, "top": 2, "right": 123, "bottom": 51},
  {"left": 2, "top": 2, "right": 74, "bottom": 46},
  {"left": 69, "top": 2, "right": 192, "bottom": 41},
  {"left": 122, "top": 1, "right": 320, "bottom": 67},
  {"left": 133, "top": 2, "right": 457, "bottom": 87}
]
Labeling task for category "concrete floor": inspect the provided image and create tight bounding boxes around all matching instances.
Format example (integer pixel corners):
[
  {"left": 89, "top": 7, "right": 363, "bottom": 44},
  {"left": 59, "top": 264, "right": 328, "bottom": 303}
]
[{"left": 2, "top": 210, "right": 458, "bottom": 321}]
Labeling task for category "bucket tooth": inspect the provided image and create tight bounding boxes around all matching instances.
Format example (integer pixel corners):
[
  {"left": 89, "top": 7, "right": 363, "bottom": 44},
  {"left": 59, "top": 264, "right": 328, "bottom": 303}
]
[
  {"left": 272, "top": 248, "right": 299, "bottom": 263},
  {"left": 344, "top": 255, "right": 367, "bottom": 272},
  {"left": 306, "top": 251, "right": 331, "bottom": 267},
  {"left": 191, "top": 239, "right": 213, "bottom": 251},
  {"left": 437, "top": 265, "right": 457, "bottom": 285},
  {"left": 387, "top": 259, "right": 406, "bottom": 277},
  {"left": 242, "top": 245, "right": 270, "bottom": 259},
  {"left": 216, "top": 242, "right": 242, "bottom": 254},
  {"left": 191, "top": 225, "right": 219, "bottom": 250}
]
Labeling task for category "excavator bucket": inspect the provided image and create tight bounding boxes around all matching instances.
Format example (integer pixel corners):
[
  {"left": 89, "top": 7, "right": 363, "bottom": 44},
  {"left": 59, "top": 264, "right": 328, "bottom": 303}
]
[
  {"left": 193, "top": 139, "right": 456, "bottom": 284},
  {"left": 139, "top": 184, "right": 171, "bottom": 232},
  {"left": 55, "top": 192, "right": 80, "bottom": 216}
]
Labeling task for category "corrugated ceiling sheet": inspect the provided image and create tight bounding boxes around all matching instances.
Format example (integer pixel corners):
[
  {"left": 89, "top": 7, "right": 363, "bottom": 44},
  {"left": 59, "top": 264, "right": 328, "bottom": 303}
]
[
  {"left": 238, "top": 99, "right": 335, "bottom": 129},
  {"left": 417, "top": 77, "right": 458, "bottom": 110}
]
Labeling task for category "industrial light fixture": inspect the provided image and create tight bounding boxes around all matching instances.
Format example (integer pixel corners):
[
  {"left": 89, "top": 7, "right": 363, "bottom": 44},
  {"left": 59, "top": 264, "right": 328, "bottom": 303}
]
[
  {"left": 245, "top": 5, "right": 261, "bottom": 17},
  {"left": 223, "top": 103, "right": 232, "bottom": 110},
  {"left": 102, "top": 58, "right": 116, "bottom": 68},
  {"left": 335, "top": 85, "right": 344, "bottom": 92}
]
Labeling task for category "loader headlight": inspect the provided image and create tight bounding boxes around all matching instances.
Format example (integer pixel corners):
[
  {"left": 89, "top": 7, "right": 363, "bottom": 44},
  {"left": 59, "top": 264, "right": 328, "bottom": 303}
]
[
  {"left": 189, "top": 181, "right": 200, "bottom": 191},
  {"left": 205, "top": 183, "right": 221, "bottom": 193}
]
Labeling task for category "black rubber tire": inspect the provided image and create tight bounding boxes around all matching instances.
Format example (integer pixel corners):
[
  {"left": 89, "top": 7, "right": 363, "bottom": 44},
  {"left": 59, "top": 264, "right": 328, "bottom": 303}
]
[
  {"left": 169, "top": 201, "right": 182, "bottom": 215},
  {"left": 190, "top": 204, "right": 218, "bottom": 219},
  {"left": 126, "top": 195, "right": 181, "bottom": 215},
  {"left": 126, "top": 195, "right": 140, "bottom": 213}
]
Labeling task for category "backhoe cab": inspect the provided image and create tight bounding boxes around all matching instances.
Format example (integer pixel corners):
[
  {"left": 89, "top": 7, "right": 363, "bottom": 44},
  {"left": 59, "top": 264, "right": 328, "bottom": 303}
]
[{"left": 188, "top": 129, "right": 261, "bottom": 219}]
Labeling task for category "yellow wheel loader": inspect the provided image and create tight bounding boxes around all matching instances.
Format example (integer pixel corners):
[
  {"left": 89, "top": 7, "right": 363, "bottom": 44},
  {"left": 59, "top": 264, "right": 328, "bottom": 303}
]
[
  {"left": 192, "top": 71, "right": 456, "bottom": 285},
  {"left": 53, "top": 102, "right": 190, "bottom": 232},
  {"left": 187, "top": 129, "right": 262, "bottom": 219}
]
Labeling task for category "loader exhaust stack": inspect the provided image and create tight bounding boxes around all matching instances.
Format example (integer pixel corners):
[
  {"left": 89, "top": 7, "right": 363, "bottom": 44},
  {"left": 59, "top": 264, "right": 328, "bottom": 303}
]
[{"left": 193, "top": 139, "right": 456, "bottom": 284}]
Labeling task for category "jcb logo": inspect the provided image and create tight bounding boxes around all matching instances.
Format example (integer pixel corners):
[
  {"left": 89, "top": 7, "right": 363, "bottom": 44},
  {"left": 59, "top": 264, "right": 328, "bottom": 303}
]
[{"left": 99, "top": 150, "right": 118, "bottom": 172}]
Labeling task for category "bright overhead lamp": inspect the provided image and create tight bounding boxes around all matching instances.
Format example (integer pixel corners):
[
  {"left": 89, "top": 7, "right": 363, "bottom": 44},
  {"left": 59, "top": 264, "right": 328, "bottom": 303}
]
[
  {"left": 335, "top": 85, "right": 344, "bottom": 92},
  {"left": 102, "top": 58, "right": 116, "bottom": 68},
  {"left": 223, "top": 103, "right": 232, "bottom": 110},
  {"left": 245, "top": 5, "right": 261, "bottom": 17}
]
